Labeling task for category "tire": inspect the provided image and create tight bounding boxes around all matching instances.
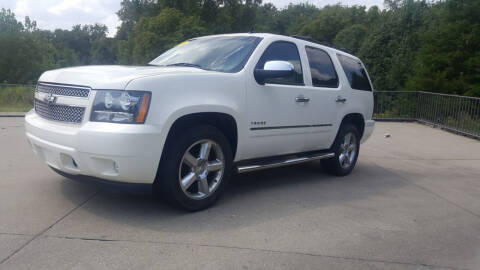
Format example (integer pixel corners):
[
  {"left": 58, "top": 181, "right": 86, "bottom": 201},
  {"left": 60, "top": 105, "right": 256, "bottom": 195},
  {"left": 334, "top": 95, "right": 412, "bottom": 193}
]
[
  {"left": 154, "top": 125, "right": 233, "bottom": 211},
  {"left": 321, "top": 124, "right": 360, "bottom": 176}
]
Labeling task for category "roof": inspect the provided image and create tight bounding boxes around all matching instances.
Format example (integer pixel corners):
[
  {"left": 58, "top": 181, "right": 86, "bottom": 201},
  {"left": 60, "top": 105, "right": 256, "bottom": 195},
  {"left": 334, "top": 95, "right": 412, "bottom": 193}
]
[{"left": 199, "top": 32, "right": 360, "bottom": 60}]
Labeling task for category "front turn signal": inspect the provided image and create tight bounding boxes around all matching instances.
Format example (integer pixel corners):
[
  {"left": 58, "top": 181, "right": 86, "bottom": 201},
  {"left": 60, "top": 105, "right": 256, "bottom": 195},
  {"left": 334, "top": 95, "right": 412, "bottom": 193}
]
[{"left": 136, "top": 92, "right": 151, "bottom": 123}]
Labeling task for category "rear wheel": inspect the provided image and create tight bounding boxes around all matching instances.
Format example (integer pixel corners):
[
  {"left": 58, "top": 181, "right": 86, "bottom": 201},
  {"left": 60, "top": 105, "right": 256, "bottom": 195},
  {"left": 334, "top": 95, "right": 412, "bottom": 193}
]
[
  {"left": 322, "top": 124, "right": 360, "bottom": 176},
  {"left": 154, "top": 125, "right": 233, "bottom": 211}
]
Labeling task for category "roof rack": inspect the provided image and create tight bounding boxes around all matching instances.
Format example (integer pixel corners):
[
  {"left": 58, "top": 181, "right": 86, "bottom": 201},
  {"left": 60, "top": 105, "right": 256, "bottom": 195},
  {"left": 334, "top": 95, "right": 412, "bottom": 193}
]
[{"left": 290, "top": 35, "right": 352, "bottom": 54}]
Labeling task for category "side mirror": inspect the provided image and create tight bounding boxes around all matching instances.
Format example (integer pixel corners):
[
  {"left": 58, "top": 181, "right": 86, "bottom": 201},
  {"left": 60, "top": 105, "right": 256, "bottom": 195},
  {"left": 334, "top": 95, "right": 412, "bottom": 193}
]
[{"left": 254, "top": 61, "right": 294, "bottom": 85}]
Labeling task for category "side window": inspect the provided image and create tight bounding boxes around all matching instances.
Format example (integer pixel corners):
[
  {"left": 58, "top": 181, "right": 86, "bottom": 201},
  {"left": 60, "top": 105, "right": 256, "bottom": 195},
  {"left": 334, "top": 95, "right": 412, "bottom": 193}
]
[
  {"left": 337, "top": 54, "right": 372, "bottom": 91},
  {"left": 256, "top": 41, "right": 303, "bottom": 85},
  {"left": 305, "top": 46, "right": 338, "bottom": 88}
]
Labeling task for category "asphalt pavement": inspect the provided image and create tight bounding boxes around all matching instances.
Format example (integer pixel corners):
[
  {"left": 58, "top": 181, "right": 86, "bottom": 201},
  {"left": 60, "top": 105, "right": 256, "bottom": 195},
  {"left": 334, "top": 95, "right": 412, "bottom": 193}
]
[{"left": 1, "top": 118, "right": 479, "bottom": 269}]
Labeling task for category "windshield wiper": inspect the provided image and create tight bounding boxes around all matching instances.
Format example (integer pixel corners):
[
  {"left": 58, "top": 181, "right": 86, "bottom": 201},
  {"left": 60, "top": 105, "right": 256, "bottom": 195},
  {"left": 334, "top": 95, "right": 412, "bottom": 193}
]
[{"left": 166, "top": 63, "right": 204, "bottom": 69}]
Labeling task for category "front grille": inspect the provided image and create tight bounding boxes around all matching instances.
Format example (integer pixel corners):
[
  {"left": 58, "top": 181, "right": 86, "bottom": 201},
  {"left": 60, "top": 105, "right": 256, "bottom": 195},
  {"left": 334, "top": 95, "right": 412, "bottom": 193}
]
[
  {"left": 36, "top": 83, "right": 90, "bottom": 98},
  {"left": 35, "top": 99, "right": 86, "bottom": 123}
]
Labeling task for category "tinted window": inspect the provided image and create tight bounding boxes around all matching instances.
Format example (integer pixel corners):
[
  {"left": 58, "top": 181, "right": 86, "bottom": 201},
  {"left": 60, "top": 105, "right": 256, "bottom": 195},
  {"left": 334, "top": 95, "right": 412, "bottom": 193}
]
[
  {"left": 337, "top": 54, "right": 372, "bottom": 91},
  {"left": 256, "top": 41, "right": 303, "bottom": 85},
  {"left": 305, "top": 46, "right": 338, "bottom": 88},
  {"left": 149, "top": 36, "right": 262, "bottom": 73}
]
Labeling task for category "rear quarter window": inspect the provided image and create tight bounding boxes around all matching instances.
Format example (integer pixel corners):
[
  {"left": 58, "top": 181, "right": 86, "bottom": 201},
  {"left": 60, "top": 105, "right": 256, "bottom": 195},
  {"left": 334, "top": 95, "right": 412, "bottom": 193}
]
[{"left": 337, "top": 54, "right": 372, "bottom": 91}]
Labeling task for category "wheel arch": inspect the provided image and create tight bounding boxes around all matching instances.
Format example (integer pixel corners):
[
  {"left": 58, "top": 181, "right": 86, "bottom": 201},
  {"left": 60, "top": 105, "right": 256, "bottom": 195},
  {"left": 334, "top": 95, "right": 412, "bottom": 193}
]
[
  {"left": 162, "top": 111, "right": 239, "bottom": 161},
  {"left": 339, "top": 113, "right": 365, "bottom": 139}
]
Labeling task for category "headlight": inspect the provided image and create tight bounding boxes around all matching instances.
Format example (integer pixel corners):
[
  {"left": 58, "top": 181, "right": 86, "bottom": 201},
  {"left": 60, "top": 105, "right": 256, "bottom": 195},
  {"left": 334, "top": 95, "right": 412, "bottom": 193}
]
[{"left": 90, "top": 90, "right": 151, "bottom": 124}]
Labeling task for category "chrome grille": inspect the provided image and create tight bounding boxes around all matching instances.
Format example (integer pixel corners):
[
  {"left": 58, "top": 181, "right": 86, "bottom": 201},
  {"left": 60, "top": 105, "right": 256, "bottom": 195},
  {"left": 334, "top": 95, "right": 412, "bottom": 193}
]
[
  {"left": 35, "top": 99, "right": 86, "bottom": 123},
  {"left": 36, "top": 83, "right": 90, "bottom": 98}
]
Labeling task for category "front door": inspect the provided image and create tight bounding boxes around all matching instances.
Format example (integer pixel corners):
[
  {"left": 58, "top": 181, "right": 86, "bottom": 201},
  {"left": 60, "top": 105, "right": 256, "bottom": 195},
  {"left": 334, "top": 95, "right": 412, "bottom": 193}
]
[{"left": 245, "top": 41, "right": 311, "bottom": 159}]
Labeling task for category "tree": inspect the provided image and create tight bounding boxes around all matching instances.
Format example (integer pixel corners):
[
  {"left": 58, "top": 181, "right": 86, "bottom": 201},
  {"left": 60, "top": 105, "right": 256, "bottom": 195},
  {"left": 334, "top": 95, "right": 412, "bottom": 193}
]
[
  {"left": 357, "top": 0, "right": 428, "bottom": 90},
  {"left": 275, "top": 3, "right": 319, "bottom": 35},
  {"left": 91, "top": 38, "right": 118, "bottom": 64},
  {"left": 131, "top": 8, "right": 206, "bottom": 64},
  {"left": 300, "top": 5, "right": 368, "bottom": 44},
  {"left": 0, "top": 1, "right": 479, "bottom": 96},
  {"left": 406, "top": 0, "right": 480, "bottom": 96},
  {"left": 52, "top": 24, "right": 109, "bottom": 65},
  {"left": 0, "top": 9, "right": 56, "bottom": 83},
  {"left": 334, "top": 24, "right": 368, "bottom": 54},
  {"left": 0, "top": 8, "right": 23, "bottom": 34}
]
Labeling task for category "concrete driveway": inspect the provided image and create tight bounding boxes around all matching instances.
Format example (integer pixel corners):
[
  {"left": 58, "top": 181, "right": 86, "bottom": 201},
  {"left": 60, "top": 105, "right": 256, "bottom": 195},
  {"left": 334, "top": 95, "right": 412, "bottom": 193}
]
[{"left": 1, "top": 117, "right": 480, "bottom": 270}]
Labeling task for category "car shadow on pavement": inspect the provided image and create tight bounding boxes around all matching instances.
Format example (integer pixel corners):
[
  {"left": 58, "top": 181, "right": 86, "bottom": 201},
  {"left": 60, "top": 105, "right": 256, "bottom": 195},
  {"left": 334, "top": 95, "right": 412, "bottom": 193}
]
[{"left": 57, "top": 158, "right": 407, "bottom": 234}]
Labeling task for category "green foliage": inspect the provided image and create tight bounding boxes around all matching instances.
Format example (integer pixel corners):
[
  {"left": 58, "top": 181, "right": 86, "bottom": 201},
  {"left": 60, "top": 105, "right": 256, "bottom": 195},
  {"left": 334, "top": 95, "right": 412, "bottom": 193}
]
[
  {"left": 0, "top": 9, "right": 109, "bottom": 83},
  {"left": 90, "top": 38, "right": 118, "bottom": 65},
  {"left": 334, "top": 24, "right": 368, "bottom": 53},
  {"left": 374, "top": 91, "right": 480, "bottom": 136},
  {"left": 358, "top": 0, "right": 428, "bottom": 91},
  {"left": 0, "top": 0, "right": 479, "bottom": 97},
  {"left": 51, "top": 24, "right": 109, "bottom": 65},
  {"left": 406, "top": 0, "right": 480, "bottom": 96},
  {"left": 0, "top": 85, "right": 34, "bottom": 112},
  {"left": 0, "top": 8, "right": 23, "bottom": 34},
  {"left": 131, "top": 8, "right": 206, "bottom": 64},
  {"left": 300, "top": 5, "right": 369, "bottom": 44},
  {"left": 374, "top": 92, "right": 418, "bottom": 118},
  {"left": 0, "top": 9, "right": 57, "bottom": 84}
]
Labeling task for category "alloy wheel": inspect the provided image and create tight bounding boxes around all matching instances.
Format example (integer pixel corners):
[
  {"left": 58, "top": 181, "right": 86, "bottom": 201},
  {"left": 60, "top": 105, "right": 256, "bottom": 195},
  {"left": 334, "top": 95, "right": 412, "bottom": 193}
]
[
  {"left": 339, "top": 132, "right": 357, "bottom": 169},
  {"left": 178, "top": 139, "right": 225, "bottom": 200}
]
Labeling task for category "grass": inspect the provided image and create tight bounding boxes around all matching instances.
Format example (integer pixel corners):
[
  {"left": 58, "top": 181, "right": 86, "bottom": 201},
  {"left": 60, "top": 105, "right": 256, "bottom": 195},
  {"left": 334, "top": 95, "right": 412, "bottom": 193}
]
[
  {"left": 0, "top": 105, "right": 32, "bottom": 112},
  {"left": 0, "top": 85, "right": 34, "bottom": 112}
]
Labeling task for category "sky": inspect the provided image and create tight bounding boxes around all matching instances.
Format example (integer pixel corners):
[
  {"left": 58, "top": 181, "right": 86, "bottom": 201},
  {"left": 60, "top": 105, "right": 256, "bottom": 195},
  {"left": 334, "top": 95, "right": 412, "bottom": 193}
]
[{"left": 1, "top": 0, "right": 384, "bottom": 37}]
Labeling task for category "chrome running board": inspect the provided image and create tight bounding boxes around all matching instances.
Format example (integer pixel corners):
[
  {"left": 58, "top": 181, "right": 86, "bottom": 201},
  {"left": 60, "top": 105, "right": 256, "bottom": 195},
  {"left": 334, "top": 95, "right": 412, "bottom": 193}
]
[{"left": 236, "top": 152, "right": 335, "bottom": 174}]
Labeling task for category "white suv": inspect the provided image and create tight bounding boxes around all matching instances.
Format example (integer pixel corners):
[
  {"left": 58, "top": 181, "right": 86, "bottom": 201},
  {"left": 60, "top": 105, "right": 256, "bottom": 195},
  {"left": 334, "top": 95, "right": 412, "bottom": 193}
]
[{"left": 25, "top": 33, "right": 375, "bottom": 210}]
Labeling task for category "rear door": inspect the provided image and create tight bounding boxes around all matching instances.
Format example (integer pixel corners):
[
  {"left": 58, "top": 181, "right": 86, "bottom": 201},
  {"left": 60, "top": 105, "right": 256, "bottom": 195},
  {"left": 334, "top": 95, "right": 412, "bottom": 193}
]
[
  {"left": 301, "top": 46, "right": 345, "bottom": 150},
  {"left": 336, "top": 53, "right": 374, "bottom": 123}
]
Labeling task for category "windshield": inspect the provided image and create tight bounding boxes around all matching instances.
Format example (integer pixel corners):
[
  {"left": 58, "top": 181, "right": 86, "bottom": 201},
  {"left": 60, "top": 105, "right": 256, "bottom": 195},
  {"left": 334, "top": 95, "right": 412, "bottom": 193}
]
[{"left": 149, "top": 36, "right": 262, "bottom": 73}]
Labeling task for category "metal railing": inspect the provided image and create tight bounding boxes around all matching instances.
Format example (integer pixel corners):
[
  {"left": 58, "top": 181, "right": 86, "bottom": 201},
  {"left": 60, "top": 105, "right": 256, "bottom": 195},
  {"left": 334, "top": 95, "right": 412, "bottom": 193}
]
[{"left": 374, "top": 91, "right": 480, "bottom": 139}]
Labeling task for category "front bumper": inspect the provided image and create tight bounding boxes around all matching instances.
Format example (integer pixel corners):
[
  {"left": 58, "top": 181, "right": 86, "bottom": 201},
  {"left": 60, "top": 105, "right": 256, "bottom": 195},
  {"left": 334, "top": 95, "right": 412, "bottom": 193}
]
[{"left": 25, "top": 110, "right": 163, "bottom": 184}]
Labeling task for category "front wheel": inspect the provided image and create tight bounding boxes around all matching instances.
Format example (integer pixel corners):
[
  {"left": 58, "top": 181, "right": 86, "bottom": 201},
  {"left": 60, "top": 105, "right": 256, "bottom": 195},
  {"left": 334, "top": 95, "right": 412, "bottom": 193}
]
[
  {"left": 322, "top": 124, "right": 360, "bottom": 176},
  {"left": 154, "top": 125, "right": 233, "bottom": 211}
]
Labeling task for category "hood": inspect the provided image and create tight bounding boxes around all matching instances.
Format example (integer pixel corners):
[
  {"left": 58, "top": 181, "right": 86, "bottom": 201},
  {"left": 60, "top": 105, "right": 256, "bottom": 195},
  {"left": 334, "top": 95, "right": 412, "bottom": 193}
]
[{"left": 38, "top": 65, "right": 207, "bottom": 89}]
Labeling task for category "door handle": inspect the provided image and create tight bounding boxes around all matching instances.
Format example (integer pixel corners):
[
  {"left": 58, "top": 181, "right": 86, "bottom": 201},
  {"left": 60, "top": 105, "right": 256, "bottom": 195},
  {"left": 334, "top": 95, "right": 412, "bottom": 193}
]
[
  {"left": 335, "top": 96, "right": 347, "bottom": 103},
  {"left": 295, "top": 96, "right": 310, "bottom": 103}
]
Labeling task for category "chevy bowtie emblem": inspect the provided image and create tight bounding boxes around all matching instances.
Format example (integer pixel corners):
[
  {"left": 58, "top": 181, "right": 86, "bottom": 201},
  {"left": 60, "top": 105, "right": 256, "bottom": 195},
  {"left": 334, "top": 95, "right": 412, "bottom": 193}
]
[{"left": 44, "top": 93, "right": 57, "bottom": 105}]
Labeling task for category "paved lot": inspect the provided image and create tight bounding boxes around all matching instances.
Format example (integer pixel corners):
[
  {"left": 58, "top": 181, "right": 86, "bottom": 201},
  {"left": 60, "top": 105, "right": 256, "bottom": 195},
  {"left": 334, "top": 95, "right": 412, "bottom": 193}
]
[{"left": 1, "top": 117, "right": 480, "bottom": 270}]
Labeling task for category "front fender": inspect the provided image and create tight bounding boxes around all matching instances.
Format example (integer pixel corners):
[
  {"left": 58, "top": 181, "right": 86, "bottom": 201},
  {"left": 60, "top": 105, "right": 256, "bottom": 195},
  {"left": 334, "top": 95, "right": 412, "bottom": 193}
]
[{"left": 126, "top": 72, "right": 247, "bottom": 161}]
